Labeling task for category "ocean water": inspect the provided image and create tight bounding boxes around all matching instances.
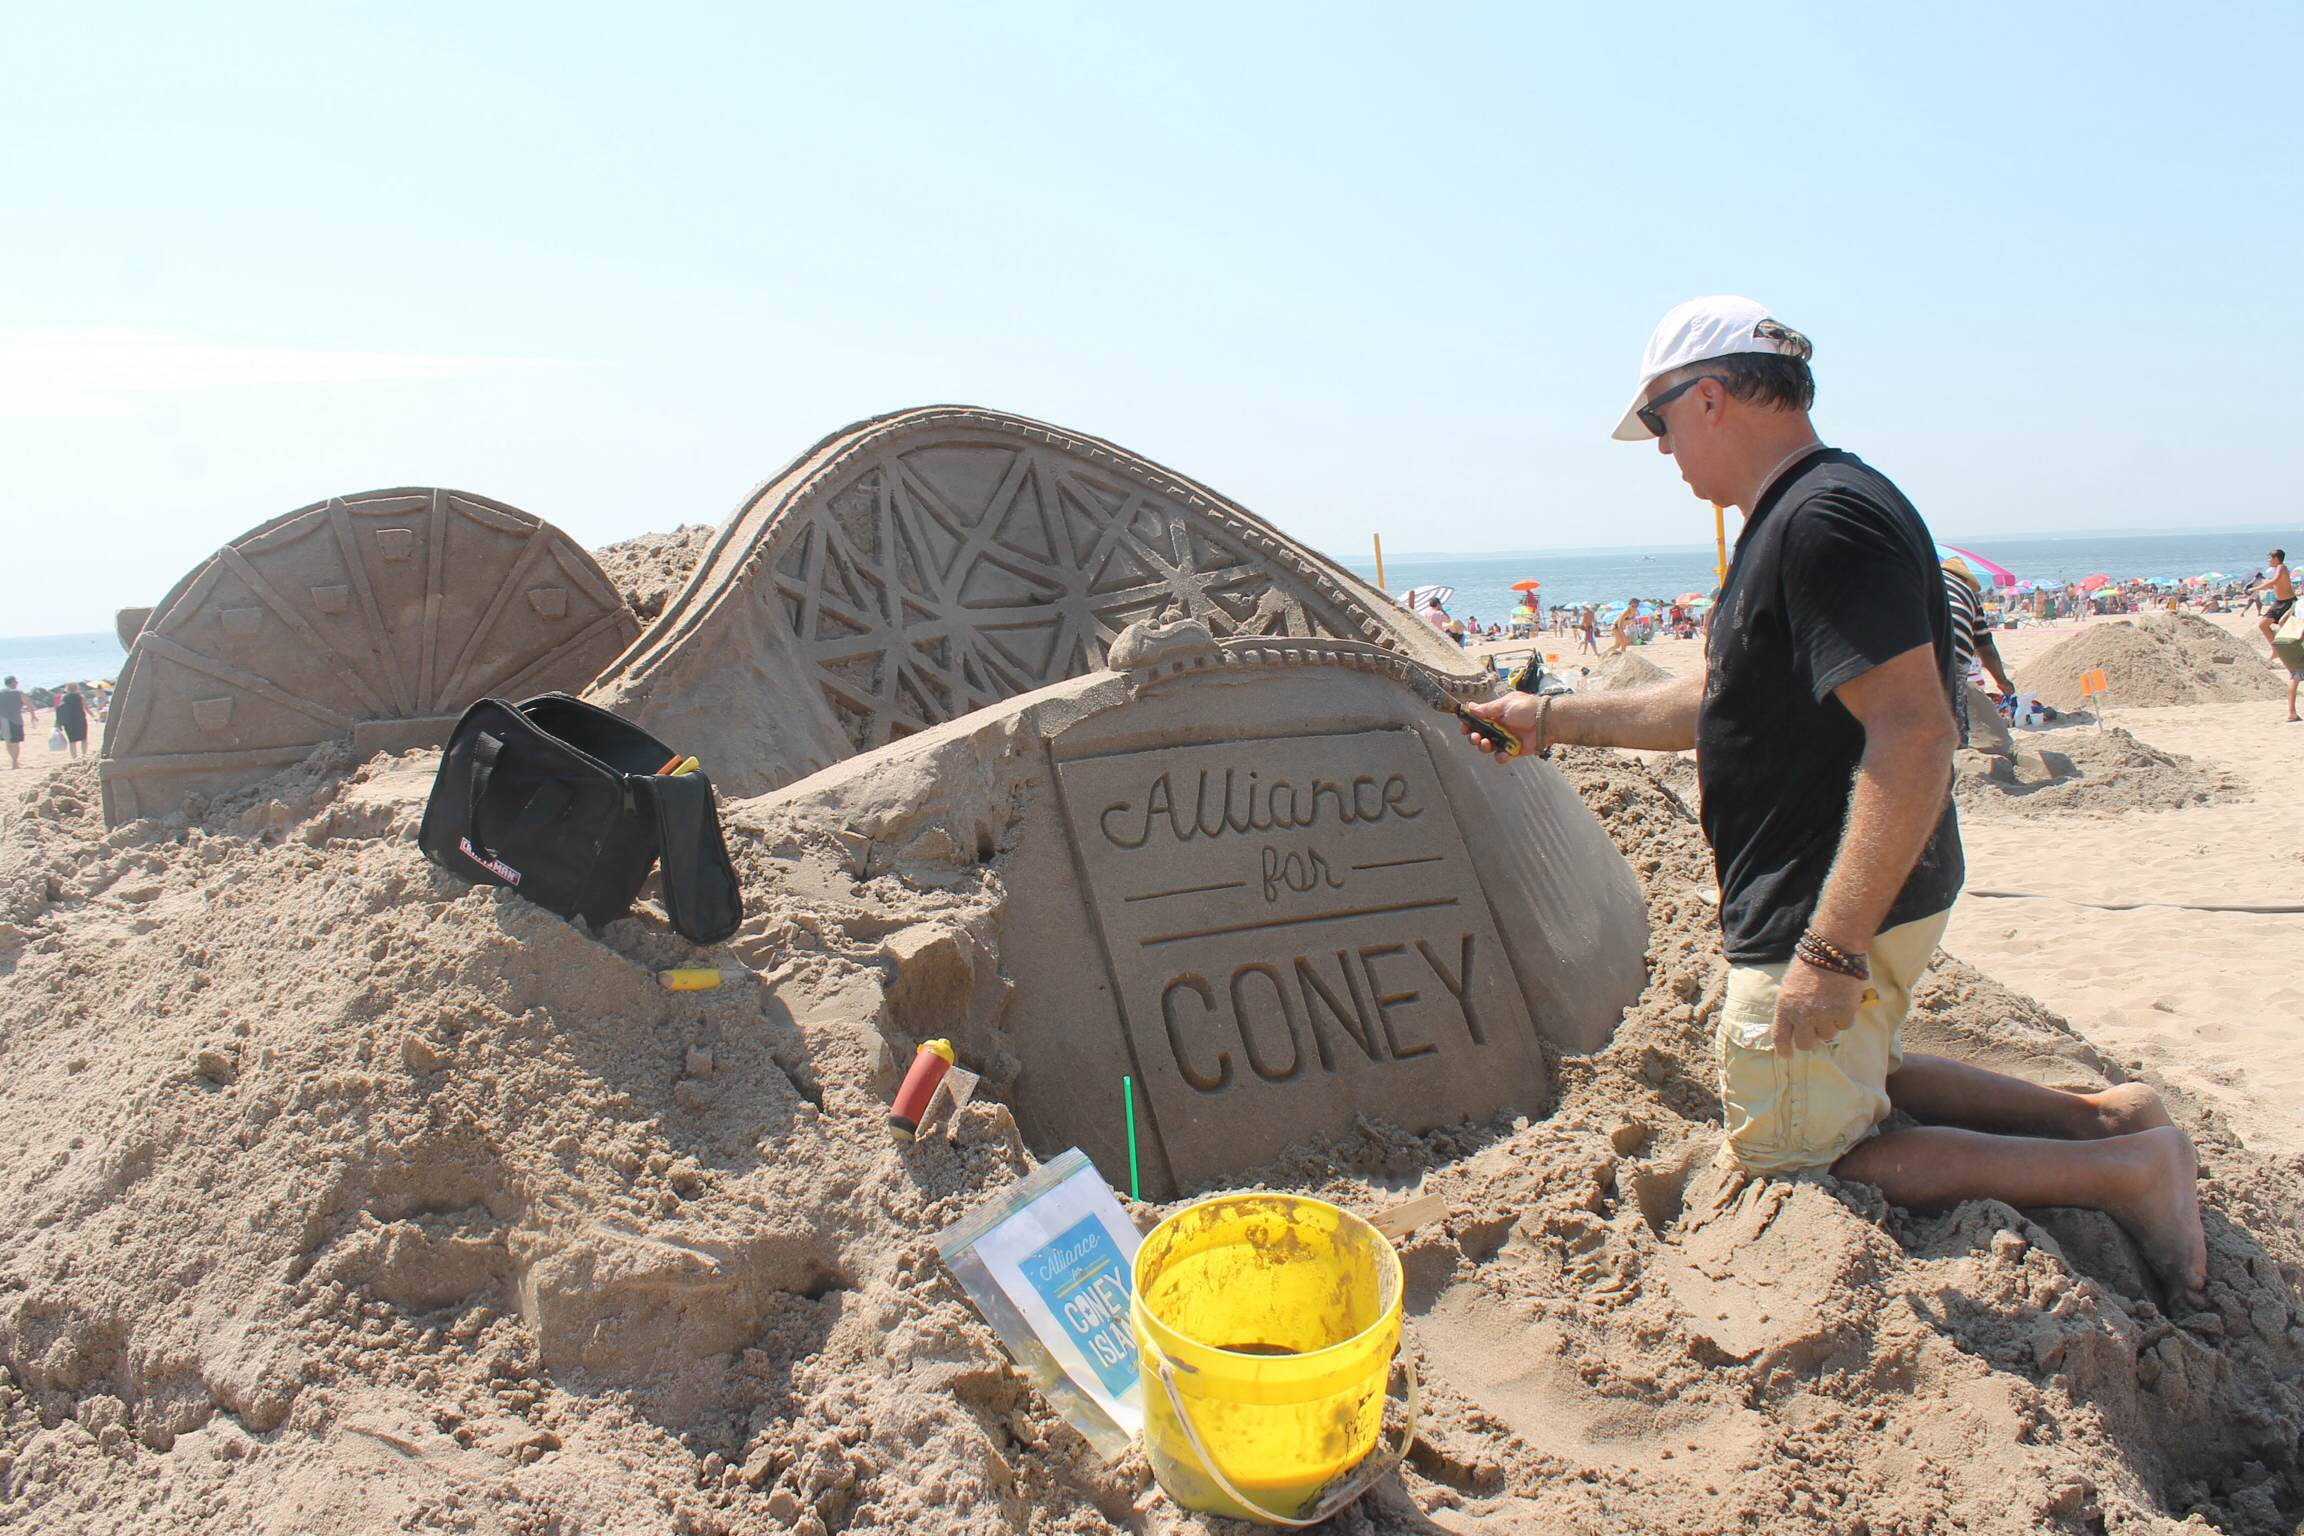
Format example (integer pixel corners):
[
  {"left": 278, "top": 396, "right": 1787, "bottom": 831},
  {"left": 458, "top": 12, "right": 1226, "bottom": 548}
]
[
  {"left": 0, "top": 632, "right": 125, "bottom": 691},
  {"left": 1344, "top": 530, "right": 2295, "bottom": 627}
]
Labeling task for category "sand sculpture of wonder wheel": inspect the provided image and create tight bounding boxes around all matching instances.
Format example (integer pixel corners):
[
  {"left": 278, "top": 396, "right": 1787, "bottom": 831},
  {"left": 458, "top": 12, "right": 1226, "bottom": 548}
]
[
  {"left": 101, "top": 488, "right": 638, "bottom": 826},
  {"left": 588, "top": 406, "right": 1481, "bottom": 796}
]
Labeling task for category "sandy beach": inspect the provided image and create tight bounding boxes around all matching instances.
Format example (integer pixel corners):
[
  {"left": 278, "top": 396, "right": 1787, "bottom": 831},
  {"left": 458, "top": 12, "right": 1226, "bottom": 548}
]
[{"left": 6, "top": 554, "right": 2304, "bottom": 1534}]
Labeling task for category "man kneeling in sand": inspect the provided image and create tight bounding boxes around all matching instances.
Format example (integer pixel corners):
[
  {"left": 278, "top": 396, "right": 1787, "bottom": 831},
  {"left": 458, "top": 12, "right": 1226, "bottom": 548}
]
[{"left": 1465, "top": 297, "right": 2207, "bottom": 1301}]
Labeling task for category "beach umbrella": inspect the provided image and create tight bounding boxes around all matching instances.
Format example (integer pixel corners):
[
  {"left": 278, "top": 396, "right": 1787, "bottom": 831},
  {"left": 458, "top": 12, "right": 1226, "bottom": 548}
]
[
  {"left": 1509, "top": 578, "right": 1542, "bottom": 592},
  {"left": 1673, "top": 590, "right": 1709, "bottom": 605},
  {"left": 2078, "top": 573, "right": 2110, "bottom": 592},
  {"left": 2200, "top": 571, "right": 2229, "bottom": 582},
  {"left": 1398, "top": 584, "right": 1454, "bottom": 610},
  {"left": 1936, "top": 543, "right": 2018, "bottom": 590}
]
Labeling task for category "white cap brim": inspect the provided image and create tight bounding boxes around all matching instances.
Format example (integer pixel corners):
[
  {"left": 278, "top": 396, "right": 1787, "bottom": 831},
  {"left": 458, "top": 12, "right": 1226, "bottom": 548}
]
[{"left": 1611, "top": 394, "right": 1654, "bottom": 443}]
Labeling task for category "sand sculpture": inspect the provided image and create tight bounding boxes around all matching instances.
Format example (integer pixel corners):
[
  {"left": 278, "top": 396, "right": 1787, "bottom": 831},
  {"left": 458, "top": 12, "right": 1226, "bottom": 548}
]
[
  {"left": 99, "top": 489, "right": 638, "bottom": 826},
  {"left": 588, "top": 406, "right": 1483, "bottom": 798},
  {"left": 752, "top": 618, "right": 1648, "bottom": 1198}
]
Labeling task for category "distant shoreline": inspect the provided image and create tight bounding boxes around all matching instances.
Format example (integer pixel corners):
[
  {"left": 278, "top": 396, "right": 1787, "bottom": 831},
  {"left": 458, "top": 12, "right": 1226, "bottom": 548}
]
[{"left": 1371, "top": 523, "right": 2300, "bottom": 562}]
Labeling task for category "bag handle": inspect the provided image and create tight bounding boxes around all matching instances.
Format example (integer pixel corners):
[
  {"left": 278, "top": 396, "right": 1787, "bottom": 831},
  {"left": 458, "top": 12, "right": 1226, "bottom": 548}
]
[
  {"left": 466, "top": 731, "right": 505, "bottom": 860},
  {"left": 464, "top": 728, "right": 580, "bottom": 876},
  {"left": 637, "top": 771, "right": 743, "bottom": 944},
  {"left": 1150, "top": 1352, "right": 1418, "bottom": 1528}
]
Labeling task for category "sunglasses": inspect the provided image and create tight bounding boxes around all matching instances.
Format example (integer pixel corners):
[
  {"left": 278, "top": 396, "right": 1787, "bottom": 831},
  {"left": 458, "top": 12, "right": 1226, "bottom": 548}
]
[{"left": 1636, "top": 374, "right": 1725, "bottom": 439}]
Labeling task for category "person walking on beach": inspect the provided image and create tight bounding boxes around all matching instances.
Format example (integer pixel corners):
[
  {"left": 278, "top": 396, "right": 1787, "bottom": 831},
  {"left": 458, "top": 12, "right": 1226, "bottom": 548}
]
[
  {"left": 1462, "top": 295, "right": 2207, "bottom": 1300},
  {"left": 0, "top": 677, "right": 26, "bottom": 769},
  {"left": 2252, "top": 549, "right": 2294, "bottom": 654},
  {"left": 53, "top": 685, "right": 90, "bottom": 760},
  {"left": 1577, "top": 606, "right": 1600, "bottom": 655}
]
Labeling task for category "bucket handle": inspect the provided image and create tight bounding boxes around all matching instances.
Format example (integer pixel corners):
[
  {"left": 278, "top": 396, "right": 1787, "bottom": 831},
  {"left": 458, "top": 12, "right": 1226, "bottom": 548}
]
[{"left": 1152, "top": 1353, "right": 1419, "bottom": 1529}]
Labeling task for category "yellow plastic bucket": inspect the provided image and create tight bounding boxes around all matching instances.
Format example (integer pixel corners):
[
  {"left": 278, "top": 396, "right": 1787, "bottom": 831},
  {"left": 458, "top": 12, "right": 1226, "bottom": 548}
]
[{"left": 1130, "top": 1193, "right": 1411, "bottom": 1526}]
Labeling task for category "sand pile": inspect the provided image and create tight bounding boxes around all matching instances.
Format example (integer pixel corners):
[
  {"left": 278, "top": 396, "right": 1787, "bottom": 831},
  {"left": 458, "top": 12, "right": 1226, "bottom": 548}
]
[
  {"left": 6, "top": 737, "right": 2304, "bottom": 1532},
  {"left": 1956, "top": 724, "right": 2247, "bottom": 820},
  {"left": 1594, "top": 651, "right": 1672, "bottom": 691},
  {"left": 592, "top": 525, "right": 719, "bottom": 623},
  {"left": 2030, "top": 616, "right": 2284, "bottom": 711}
]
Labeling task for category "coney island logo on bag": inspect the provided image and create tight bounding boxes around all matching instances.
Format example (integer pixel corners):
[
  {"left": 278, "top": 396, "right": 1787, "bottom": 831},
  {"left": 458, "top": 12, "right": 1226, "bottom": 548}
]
[{"left": 458, "top": 837, "right": 523, "bottom": 886}]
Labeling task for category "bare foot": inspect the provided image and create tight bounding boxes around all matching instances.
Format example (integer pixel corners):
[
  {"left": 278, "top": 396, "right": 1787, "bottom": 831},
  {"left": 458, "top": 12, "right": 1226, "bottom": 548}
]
[
  {"left": 2103, "top": 1126, "right": 2208, "bottom": 1306},
  {"left": 2084, "top": 1082, "right": 2173, "bottom": 1138}
]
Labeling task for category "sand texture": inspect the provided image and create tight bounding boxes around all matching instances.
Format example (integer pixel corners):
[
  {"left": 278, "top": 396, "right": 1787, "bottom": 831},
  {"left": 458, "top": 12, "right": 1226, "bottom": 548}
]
[
  {"left": 7, "top": 697, "right": 2304, "bottom": 1531},
  {"left": 1592, "top": 650, "right": 1673, "bottom": 691},
  {"left": 2028, "top": 614, "right": 2284, "bottom": 711},
  {"left": 591, "top": 525, "right": 720, "bottom": 624},
  {"left": 1954, "top": 722, "right": 2246, "bottom": 820}
]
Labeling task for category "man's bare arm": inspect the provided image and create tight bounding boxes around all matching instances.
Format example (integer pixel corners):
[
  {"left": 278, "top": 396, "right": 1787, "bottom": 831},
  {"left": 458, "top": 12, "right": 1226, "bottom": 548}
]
[
  {"left": 1973, "top": 631, "right": 2014, "bottom": 694},
  {"left": 1766, "top": 643, "right": 1956, "bottom": 1052},
  {"left": 1461, "top": 673, "right": 1702, "bottom": 756},
  {"left": 1805, "top": 643, "right": 1956, "bottom": 954}
]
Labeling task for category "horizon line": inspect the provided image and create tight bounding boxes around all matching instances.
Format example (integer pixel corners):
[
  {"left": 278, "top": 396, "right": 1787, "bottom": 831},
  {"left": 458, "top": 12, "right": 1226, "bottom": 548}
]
[{"left": 1361, "top": 522, "right": 2300, "bottom": 562}]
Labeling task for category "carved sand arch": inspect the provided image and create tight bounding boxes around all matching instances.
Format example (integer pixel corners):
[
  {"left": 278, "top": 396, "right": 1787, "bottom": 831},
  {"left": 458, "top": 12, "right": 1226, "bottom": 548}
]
[
  {"left": 101, "top": 488, "right": 638, "bottom": 826},
  {"left": 589, "top": 406, "right": 1485, "bottom": 796}
]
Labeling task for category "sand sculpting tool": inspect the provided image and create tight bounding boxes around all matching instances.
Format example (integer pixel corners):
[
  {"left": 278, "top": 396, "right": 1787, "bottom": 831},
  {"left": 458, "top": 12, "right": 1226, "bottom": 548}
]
[
  {"left": 658, "top": 967, "right": 744, "bottom": 992},
  {"left": 1124, "top": 1076, "right": 1141, "bottom": 1200},
  {"left": 1396, "top": 663, "right": 1520, "bottom": 758},
  {"left": 1369, "top": 1191, "right": 1447, "bottom": 1242},
  {"left": 890, "top": 1038, "right": 957, "bottom": 1141}
]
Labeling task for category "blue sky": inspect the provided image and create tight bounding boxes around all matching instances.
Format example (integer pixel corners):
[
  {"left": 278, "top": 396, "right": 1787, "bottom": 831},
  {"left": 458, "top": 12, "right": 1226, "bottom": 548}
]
[{"left": 4, "top": 2, "right": 2297, "bottom": 635}]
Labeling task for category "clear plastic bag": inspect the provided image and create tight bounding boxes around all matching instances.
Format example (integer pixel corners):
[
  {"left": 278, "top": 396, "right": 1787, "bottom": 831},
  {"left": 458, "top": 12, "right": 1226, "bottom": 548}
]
[{"left": 937, "top": 1148, "right": 1143, "bottom": 1459}]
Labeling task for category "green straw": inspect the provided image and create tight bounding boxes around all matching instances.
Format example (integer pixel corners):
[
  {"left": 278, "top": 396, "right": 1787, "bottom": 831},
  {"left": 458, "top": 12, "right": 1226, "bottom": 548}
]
[{"left": 1123, "top": 1075, "right": 1140, "bottom": 1200}]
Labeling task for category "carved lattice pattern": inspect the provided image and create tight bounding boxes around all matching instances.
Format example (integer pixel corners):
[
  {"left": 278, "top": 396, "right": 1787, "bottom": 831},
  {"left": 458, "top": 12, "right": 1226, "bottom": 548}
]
[{"left": 770, "top": 444, "right": 1357, "bottom": 751}]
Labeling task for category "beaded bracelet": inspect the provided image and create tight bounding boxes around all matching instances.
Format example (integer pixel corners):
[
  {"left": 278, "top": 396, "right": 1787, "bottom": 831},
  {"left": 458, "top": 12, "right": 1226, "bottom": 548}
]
[{"left": 1794, "top": 928, "right": 1870, "bottom": 980}]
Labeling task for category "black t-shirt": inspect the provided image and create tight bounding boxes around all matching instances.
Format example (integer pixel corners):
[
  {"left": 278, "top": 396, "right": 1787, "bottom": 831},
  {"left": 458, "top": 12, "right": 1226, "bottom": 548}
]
[
  {"left": 55, "top": 693, "right": 87, "bottom": 733},
  {"left": 1696, "top": 448, "right": 1964, "bottom": 963}
]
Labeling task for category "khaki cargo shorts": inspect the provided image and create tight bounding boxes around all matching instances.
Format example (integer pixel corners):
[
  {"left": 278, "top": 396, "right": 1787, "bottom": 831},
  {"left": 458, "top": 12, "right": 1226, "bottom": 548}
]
[{"left": 1714, "top": 909, "right": 1950, "bottom": 1175}]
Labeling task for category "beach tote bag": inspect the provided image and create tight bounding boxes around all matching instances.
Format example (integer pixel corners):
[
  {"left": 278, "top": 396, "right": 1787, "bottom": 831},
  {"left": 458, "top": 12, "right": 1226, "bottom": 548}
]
[
  {"left": 418, "top": 693, "right": 742, "bottom": 944},
  {"left": 48, "top": 728, "right": 65, "bottom": 751}
]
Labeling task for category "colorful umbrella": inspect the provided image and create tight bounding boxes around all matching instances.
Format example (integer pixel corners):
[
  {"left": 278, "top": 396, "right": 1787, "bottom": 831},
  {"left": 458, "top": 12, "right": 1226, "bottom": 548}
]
[
  {"left": 1510, "top": 578, "right": 1542, "bottom": 592},
  {"left": 1674, "top": 591, "right": 1709, "bottom": 606},
  {"left": 1399, "top": 585, "right": 1454, "bottom": 610},
  {"left": 1937, "top": 543, "right": 2018, "bottom": 590},
  {"left": 2078, "top": 573, "right": 2111, "bottom": 592}
]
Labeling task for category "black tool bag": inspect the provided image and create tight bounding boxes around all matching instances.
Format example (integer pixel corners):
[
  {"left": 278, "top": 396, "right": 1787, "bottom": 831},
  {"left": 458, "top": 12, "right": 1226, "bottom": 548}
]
[{"left": 418, "top": 693, "right": 742, "bottom": 944}]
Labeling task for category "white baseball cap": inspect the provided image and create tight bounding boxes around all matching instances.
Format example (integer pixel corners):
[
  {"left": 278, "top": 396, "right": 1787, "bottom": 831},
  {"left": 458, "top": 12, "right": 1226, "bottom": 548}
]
[{"left": 1611, "top": 295, "right": 1809, "bottom": 441}]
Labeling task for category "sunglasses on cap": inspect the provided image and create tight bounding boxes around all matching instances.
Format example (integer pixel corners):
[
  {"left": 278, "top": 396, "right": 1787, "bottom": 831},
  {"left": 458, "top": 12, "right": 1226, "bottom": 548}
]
[{"left": 1635, "top": 374, "right": 1726, "bottom": 439}]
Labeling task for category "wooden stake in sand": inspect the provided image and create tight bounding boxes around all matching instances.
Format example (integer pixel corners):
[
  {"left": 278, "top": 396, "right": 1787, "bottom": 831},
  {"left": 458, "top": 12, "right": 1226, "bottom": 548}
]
[{"left": 1372, "top": 532, "right": 1386, "bottom": 593}]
